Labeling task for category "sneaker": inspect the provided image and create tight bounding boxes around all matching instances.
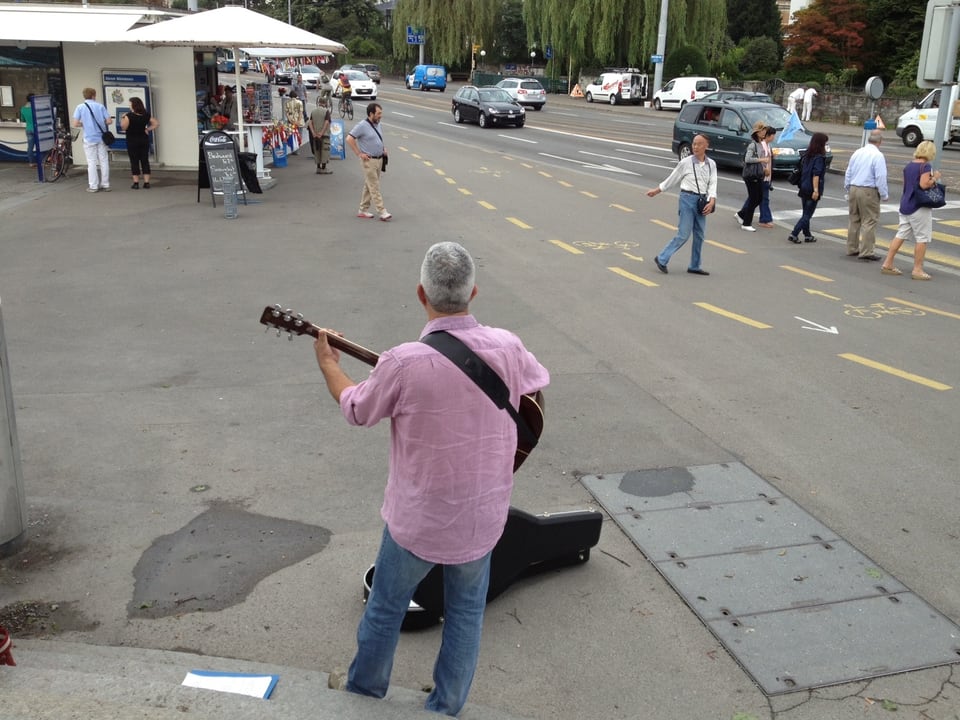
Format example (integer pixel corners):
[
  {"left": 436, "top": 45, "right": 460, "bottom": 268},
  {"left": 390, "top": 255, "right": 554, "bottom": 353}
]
[
  {"left": 131, "top": 182, "right": 139, "bottom": 189},
  {"left": 86, "top": 187, "right": 99, "bottom": 193},
  {"left": 100, "top": 186, "right": 111, "bottom": 192},
  {"left": 327, "top": 667, "right": 348, "bottom": 691},
  {"left": 740, "top": 225, "right": 756, "bottom": 232},
  {"left": 804, "top": 236, "right": 816, "bottom": 243},
  {"left": 379, "top": 211, "right": 392, "bottom": 221},
  {"left": 733, "top": 212, "right": 742, "bottom": 225},
  {"left": 143, "top": 182, "right": 150, "bottom": 189},
  {"left": 357, "top": 210, "right": 374, "bottom": 219},
  {"left": 787, "top": 235, "right": 800, "bottom": 244}
]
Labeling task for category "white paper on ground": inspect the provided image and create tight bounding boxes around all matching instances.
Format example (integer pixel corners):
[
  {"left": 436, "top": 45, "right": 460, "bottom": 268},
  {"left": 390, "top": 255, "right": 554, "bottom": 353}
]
[{"left": 182, "top": 669, "right": 279, "bottom": 699}]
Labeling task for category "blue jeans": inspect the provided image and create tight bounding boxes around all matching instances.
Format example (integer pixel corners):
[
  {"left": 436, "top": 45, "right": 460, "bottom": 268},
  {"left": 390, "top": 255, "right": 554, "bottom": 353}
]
[
  {"left": 347, "top": 526, "right": 492, "bottom": 717},
  {"left": 791, "top": 196, "right": 819, "bottom": 239},
  {"left": 657, "top": 191, "right": 705, "bottom": 270}
]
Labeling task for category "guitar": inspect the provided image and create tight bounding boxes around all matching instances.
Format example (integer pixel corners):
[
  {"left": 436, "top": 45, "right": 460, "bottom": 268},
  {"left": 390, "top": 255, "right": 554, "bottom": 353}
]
[{"left": 259, "top": 305, "right": 544, "bottom": 471}]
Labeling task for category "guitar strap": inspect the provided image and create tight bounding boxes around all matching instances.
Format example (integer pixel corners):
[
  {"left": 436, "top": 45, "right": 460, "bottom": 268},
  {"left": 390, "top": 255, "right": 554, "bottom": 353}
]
[{"left": 421, "top": 330, "right": 538, "bottom": 451}]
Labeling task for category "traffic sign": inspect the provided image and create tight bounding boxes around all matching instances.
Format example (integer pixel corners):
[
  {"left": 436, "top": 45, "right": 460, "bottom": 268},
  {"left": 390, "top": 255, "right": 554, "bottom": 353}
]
[
  {"left": 406, "top": 25, "right": 425, "bottom": 45},
  {"left": 545, "top": 45, "right": 553, "bottom": 59},
  {"left": 651, "top": 54, "right": 663, "bottom": 64}
]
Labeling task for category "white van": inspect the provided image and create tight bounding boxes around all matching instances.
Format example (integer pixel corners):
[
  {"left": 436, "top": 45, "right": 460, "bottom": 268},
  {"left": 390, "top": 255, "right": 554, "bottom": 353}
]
[
  {"left": 652, "top": 76, "right": 719, "bottom": 111},
  {"left": 584, "top": 69, "right": 648, "bottom": 106},
  {"left": 895, "top": 87, "right": 960, "bottom": 147}
]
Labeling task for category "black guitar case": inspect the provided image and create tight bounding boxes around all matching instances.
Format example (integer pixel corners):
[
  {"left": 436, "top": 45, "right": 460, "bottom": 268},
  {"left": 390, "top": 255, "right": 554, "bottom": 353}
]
[{"left": 363, "top": 506, "right": 603, "bottom": 630}]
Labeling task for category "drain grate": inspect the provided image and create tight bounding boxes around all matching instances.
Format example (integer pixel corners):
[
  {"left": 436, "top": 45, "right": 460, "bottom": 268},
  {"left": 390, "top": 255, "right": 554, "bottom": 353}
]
[{"left": 582, "top": 463, "right": 960, "bottom": 695}]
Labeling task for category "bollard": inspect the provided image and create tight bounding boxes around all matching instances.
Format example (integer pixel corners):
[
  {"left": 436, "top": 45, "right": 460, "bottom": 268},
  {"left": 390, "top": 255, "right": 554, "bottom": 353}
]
[
  {"left": 0, "top": 298, "right": 27, "bottom": 558},
  {"left": 860, "top": 118, "right": 878, "bottom": 148}
]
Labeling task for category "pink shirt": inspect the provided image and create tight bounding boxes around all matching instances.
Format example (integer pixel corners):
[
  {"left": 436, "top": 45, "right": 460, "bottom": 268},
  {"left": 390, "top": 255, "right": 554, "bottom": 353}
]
[{"left": 339, "top": 315, "right": 549, "bottom": 564}]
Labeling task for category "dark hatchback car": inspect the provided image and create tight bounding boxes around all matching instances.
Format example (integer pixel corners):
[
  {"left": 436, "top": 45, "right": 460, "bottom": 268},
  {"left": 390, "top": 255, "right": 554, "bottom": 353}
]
[
  {"left": 451, "top": 86, "right": 526, "bottom": 128},
  {"left": 673, "top": 100, "right": 832, "bottom": 173}
]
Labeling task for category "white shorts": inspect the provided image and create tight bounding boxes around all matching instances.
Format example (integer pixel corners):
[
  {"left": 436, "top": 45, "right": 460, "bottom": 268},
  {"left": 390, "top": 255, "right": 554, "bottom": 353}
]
[{"left": 896, "top": 208, "right": 932, "bottom": 244}]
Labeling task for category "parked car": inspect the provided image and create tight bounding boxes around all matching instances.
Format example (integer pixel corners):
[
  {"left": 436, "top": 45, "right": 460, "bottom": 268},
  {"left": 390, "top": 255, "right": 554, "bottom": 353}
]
[
  {"left": 653, "top": 76, "right": 720, "bottom": 111},
  {"left": 451, "top": 86, "right": 525, "bottom": 128},
  {"left": 583, "top": 69, "right": 648, "bottom": 105},
  {"left": 354, "top": 63, "right": 382, "bottom": 84},
  {"left": 672, "top": 100, "right": 832, "bottom": 173},
  {"left": 495, "top": 78, "right": 546, "bottom": 110},
  {"left": 332, "top": 69, "right": 377, "bottom": 101},
  {"left": 700, "top": 90, "right": 775, "bottom": 104},
  {"left": 274, "top": 65, "right": 296, "bottom": 85},
  {"left": 298, "top": 65, "right": 322, "bottom": 89},
  {"left": 406, "top": 64, "right": 447, "bottom": 92}
]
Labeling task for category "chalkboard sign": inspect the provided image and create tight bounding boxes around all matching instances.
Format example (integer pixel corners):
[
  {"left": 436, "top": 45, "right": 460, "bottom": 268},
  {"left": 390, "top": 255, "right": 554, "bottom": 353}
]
[{"left": 198, "top": 130, "right": 247, "bottom": 208}]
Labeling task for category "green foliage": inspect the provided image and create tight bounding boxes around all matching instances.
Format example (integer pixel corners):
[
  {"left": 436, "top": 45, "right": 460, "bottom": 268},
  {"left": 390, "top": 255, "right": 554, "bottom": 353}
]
[
  {"left": 664, "top": 44, "right": 710, "bottom": 78},
  {"left": 739, "top": 36, "right": 780, "bottom": 77},
  {"left": 727, "top": 0, "right": 782, "bottom": 47},
  {"left": 865, "top": 0, "right": 924, "bottom": 85}
]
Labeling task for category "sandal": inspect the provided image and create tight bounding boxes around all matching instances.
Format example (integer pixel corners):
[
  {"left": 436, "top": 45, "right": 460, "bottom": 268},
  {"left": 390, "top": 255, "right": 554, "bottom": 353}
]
[
  {"left": 880, "top": 266, "right": 902, "bottom": 276},
  {"left": 911, "top": 272, "right": 931, "bottom": 281}
]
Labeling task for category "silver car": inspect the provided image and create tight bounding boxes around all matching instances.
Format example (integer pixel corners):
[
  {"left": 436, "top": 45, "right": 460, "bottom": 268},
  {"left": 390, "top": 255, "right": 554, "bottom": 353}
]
[{"left": 495, "top": 78, "right": 546, "bottom": 110}]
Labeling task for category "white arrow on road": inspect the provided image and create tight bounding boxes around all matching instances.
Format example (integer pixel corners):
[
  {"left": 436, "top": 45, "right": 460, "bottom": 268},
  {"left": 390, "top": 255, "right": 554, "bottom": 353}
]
[{"left": 795, "top": 316, "right": 839, "bottom": 334}]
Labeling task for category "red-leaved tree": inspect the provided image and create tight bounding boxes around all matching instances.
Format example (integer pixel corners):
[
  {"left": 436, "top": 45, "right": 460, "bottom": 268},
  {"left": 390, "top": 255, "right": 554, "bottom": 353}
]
[{"left": 784, "top": 0, "right": 868, "bottom": 78}]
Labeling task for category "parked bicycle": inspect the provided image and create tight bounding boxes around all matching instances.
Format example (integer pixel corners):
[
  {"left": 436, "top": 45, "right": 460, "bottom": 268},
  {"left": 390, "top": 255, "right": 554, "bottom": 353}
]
[
  {"left": 43, "top": 126, "right": 78, "bottom": 183},
  {"left": 338, "top": 95, "right": 354, "bottom": 120}
]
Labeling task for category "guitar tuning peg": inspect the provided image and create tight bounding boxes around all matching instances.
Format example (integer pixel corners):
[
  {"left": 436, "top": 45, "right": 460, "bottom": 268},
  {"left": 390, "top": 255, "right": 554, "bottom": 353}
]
[
  {"left": 276, "top": 329, "right": 282, "bottom": 338},
  {"left": 287, "top": 332, "right": 295, "bottom": 341},
  {"left": 271, "top": 304, "right": 282, "bottom": 317}
]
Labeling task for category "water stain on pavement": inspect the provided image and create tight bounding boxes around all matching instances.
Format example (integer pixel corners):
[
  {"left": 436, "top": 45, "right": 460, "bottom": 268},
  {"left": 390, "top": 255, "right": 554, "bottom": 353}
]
[{"left": 128, "top": 500, "right": 331, "bottom": 619}]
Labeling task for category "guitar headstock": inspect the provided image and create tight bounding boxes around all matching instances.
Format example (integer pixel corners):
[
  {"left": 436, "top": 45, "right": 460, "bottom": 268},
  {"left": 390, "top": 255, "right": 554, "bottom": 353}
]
[{"left": 260, "top": 304, "right": 318, "bottom": 340}]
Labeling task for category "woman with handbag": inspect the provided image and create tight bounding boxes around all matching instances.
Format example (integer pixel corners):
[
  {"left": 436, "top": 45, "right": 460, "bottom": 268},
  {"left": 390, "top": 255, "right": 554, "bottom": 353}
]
[
  {"left": 734, "top": 121, "right": 770, "bottom": 232},
  {"left": 881, "top": 141, "right": 942, "bottom": 280},
  {"left": 787, "top": 132, "right": 829, "bottom": 244}
]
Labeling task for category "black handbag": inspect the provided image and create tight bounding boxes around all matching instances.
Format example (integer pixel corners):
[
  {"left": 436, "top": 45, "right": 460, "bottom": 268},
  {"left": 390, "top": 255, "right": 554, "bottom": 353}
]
[
  {"left": 742, "top": 142, "right": 765, "bottom": 181},
  {"left": 788, "top": 165, "right": 802, "bottom": 186},
  {"left": 85, "top": 102, "right": 115, "bottom": 146},
  {"left": 915, "top": 179, "right": 946, "bottom": 208},
  {"left": 692, "top": 157, "right": 714, "bottom": 214}
]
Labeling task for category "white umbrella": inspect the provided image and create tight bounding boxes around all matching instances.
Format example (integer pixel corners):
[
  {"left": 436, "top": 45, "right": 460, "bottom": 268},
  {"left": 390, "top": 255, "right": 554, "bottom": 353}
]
[{"left": 126, "top": 6, "right": 347, "bottom": 147}]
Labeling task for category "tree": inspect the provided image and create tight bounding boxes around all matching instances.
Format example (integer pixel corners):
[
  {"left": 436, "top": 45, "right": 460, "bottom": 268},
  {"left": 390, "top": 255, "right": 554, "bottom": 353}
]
[
  {"left": 739, "top": 36, "right": 780, "bottom": 77},
  {"left": 863, "top": 0, "right": 925, "bottom": 87},
  {"left": 783, "top": 0, "right": 868, "bottom": 81},
  {"left": 727, "top": 0, "right": 782, "bottom": 47},
  {"left": 663, "top": 44, "right": 709, "bottom": 78}
]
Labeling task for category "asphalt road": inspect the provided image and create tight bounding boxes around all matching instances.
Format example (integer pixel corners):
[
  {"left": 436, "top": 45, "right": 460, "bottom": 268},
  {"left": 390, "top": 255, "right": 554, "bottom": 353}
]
[{"left": 1, "top": 76, "right": 958, "bottom": 720}]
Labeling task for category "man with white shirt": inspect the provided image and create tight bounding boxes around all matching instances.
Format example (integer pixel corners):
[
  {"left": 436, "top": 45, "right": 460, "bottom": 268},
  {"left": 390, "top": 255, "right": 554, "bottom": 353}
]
[
  {"left": 803, "top": 86, "right": 818, "bottom": 121},
  {"left": 788, "top": 86, "right": 804, "bottom": 114},
  {"left": 844, "top": 130, "right": 889, "bottom": 260}
]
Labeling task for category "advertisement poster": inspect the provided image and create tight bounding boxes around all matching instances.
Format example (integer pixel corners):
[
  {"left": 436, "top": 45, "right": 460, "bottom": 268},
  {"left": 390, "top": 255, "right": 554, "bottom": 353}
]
[{"left": 101, "top": 71, "right": 152, "bottom": 154}]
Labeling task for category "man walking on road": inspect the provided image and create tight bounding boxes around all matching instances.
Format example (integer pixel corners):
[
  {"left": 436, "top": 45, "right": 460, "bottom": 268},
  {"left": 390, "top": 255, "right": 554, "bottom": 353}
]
[
  {"left": 844, "top": 130, "right": 889, "bottom": 260},
  {"left": 346, "top": 102, "right": 390, "bottom": 221},
  {"left": 646, "top": 134, "right": 717, "bottom": 276}
]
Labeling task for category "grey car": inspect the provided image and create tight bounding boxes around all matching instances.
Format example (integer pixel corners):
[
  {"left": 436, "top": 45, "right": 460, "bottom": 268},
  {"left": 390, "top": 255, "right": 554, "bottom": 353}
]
[
  {"left": 495, "top": 78, "right": 546, "bottom": 110},
  {"left": 672, "top": 100, "right": 831, "bottom": 173}
]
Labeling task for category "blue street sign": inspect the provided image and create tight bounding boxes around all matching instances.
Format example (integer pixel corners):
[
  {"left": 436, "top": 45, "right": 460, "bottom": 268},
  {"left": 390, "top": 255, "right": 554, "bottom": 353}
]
[
  {"left": 545, "top": 45, "right": 553, "bottom": 59},
  {"left": 406, "top": 25, "right": 425, "bottom": 45},
  {"left": 651, "top": 54, "right": 663, "bottom": 64}
]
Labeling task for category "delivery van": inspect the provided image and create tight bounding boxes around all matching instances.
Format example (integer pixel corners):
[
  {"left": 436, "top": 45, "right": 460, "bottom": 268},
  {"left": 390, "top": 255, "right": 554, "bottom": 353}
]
[
  {"left": 583, "top": 68, "right": 649, "bottom": 105},
  {"left": 652, "top": 76, "right": 719, "bottom": 111},
  {"left": 406, "top": 65, "right": 447, "bottom": 92},
  {"left": 896, "top": 86, "right": 960, "bottom": 147}
]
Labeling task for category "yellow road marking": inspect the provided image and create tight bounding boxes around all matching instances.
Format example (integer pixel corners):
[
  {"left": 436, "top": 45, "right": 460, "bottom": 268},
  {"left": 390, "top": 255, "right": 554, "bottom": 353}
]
[
  {"left": 622, "top": 252, "right": 643, "bottom": 261},
  {"left": 608, "top": 267, "right": 658, "bottom": 287},
  {"left": 477, "top": 200, "right": 496, "bottom": 210},
  {"left": 652, "top": 219, "right": 675, "bottom": 231},
  {"left": 434, "top": 168, "right": 446, "bottom": 176},
  {"left": 706, "top": 239, "right": 747, "bottom": 254},
  {"left": 694, "top": 303, "right": 772, "bottom": 329},
  {"left": 397, "top": 146, "right": 408, "bottom": 152},
  {"left": 423, "top": 161, "right": 434, "bottom": 167},
  {"left": 885, "top": 297, "right": 960, "bottom": 320},
  {"left": 411, "top": 153, "right": 422, "bottom": 159},
  {"left": 610, "top": 203, "right": 634, "bottom": 213},
  {"left": 538, "top": 171, "right": 552, "bottom": 178},
  {"left": 580, "top": 191, "right": 598, "bottom": 198},
  {"left": 839, "top": 353, "right": 952, "bottom": 391},
  {"left": 521, "top": 162, "right": 534, "bottom": 169},
  {"left": 445, "top": 177, "right": 457, "bottom": 185},
  {"left": 507, "top": 217, "right": 532, "bottom": 229},
  {"left": 551, "top": 240, "right": 583, "bottom": 255},
  {"left": 939, "top": 220, "right": 960, "bottom": 226},
  {"left": 558, "top": 180, "right": 573, "bottom": 188},
  {"left": 805, "top": 288, "right": 841, "bottom": 300},
  {"left": 780, "top": 265, "right": 834, "bottom": 282},
  {"left": 458, "top": 188, "right": 472, "bottom": 196},
  {"left": 824, "top": 229, "right": 960, "bottom": 267},
  {"left": 881, "top": 224, "right": 960, "bottom": 246}
]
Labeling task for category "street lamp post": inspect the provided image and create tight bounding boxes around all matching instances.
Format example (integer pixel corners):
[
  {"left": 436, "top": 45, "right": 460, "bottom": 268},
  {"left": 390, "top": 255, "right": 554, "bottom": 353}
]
[
  {"left": 530, "top": 50, "right": 536, "bottom": 74},
  {"left": 480, "top": 49, "right": 486, "bottom": 73}
]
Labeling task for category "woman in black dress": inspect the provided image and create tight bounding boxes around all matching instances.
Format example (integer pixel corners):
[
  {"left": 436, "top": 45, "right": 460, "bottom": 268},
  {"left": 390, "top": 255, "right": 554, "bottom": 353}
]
[{"left": 120, "top": 97, "right": 159, "bottom": 189}]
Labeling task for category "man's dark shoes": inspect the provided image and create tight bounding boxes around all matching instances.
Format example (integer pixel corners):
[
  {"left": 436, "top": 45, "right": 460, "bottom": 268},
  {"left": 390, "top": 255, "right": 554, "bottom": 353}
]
[
  {"left": 859, "top": 254, "right": 881, "bottom": 261},
  {"left": 687, "top": 268, "right": 710, "bottom": 276},
  {"left": 654, "top": 258, "right": 668, "bottom": 274}
]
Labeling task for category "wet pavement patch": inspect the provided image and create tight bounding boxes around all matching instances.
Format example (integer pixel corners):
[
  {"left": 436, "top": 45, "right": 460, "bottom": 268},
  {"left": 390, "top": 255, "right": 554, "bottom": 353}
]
[
  {"left": 128, "top": 501, "right": 331, "bottom": 619},
  {"left": 582, "top": 462, "right": 960, "bottom": 695}
]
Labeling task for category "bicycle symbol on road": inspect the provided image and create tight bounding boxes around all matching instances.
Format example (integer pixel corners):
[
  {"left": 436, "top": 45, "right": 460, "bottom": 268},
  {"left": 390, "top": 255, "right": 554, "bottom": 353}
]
[{"left": 843, "top": 303, "right": 926, "bottom": 319}]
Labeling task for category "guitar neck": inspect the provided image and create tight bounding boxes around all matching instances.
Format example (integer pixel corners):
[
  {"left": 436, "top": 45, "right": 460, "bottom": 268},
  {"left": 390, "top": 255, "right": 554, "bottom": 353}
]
[{"left": 300, "top": 323, "right": 380, "bottom": 367}]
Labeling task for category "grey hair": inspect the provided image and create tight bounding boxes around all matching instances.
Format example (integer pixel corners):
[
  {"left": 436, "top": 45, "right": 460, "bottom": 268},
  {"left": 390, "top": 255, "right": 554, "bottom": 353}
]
[
  {"left": 420, "top": 242, "right": 475, "bottom": 313},
  {"left": 868, "top": 129, "right": 883, "bottom": 145}
]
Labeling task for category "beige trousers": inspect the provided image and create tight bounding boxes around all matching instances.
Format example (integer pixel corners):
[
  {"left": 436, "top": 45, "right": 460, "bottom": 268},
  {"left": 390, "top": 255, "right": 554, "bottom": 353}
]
[
  {"left": 847, "top": 186, "right": 881, "bottom": 256},
  {"left": 359, "top": 156, "right": 384, "bottom": 214}
]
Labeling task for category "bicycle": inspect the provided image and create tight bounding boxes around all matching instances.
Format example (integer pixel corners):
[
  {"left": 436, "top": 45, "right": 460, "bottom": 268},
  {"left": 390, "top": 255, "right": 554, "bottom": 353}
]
[
  {"left": 43, "top": 126, "right": 78, "bottom": 183},
  {"left": 843, "top": 302, "right": 926, "bottom": 319},
  {"left": 338, "top": 95, "right": 354, "bottom": 120}
]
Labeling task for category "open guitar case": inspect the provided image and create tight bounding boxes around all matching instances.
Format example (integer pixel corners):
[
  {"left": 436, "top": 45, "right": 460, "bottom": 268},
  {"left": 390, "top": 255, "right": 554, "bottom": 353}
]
[{"left": 363, "top": 506, "right": 603, "bottom": 630}]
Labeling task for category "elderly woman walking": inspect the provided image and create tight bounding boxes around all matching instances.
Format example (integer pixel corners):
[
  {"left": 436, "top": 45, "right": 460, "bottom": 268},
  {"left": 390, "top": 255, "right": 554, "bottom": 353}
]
[
  {"left": 733, "top": 120, "right": 770, "bottom": 232},
  {"left": 881, "top": 140, "right": 942, "bottom": 280}
]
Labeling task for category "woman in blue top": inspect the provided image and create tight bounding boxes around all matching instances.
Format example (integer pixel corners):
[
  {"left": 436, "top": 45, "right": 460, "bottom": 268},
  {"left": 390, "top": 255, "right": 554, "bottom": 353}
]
[
  {"left": 881, "top": 141, "right": 941, "bottom": 280},
  {"left": 788, "top": 132, "right": 828, "bottom": 244}
]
